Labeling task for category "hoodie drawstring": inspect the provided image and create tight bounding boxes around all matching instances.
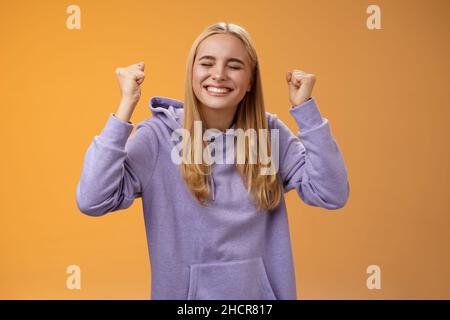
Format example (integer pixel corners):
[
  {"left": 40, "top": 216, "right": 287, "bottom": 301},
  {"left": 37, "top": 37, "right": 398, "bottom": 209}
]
[{"left": 210, "top": 169, "right": 215, "bottom": 201}]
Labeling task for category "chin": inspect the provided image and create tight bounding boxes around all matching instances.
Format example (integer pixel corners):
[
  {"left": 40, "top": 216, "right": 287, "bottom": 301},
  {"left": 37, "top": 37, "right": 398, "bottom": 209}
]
[
  {"left": 201, "top": 100, "right": 233, "bottom": 110},
  {"left": 199, "top": 94, "right": 238, "bottom": 110}
]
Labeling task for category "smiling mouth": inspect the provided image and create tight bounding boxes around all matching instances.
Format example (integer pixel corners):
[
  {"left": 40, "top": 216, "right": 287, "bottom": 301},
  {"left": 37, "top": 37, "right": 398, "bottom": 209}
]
[{"left": 204, "top": 85, "right": 233, "bottom": 96}]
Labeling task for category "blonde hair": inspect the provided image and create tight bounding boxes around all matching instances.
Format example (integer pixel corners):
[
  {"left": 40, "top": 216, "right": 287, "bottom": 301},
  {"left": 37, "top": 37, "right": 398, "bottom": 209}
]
[{"left": 181, "top": 22, "right": 283, "bottom": 211}]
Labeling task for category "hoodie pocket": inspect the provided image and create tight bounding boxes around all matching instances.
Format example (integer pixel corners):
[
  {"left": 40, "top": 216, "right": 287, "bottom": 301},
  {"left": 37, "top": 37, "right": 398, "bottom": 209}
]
[{"left": 187, "top": 257, "right": 277, "bottom": 300}]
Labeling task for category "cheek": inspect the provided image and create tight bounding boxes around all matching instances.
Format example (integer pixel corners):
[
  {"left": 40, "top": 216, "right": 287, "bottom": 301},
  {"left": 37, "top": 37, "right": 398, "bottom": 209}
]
[
  {"left": 191, "top": 76, "right": 201, "bottom": 95},
  {"left": 192, "top": 68, "right": 206, "bottom": 89},
  {"left": 232, "top": 72, "right": 252, "bottom": 90}
]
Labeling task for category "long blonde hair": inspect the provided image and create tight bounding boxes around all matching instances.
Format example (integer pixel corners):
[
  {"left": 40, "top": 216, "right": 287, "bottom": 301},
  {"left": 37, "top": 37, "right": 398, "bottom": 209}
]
[{"left": 181, "top": 22, "right": 283, "bottom": 211}]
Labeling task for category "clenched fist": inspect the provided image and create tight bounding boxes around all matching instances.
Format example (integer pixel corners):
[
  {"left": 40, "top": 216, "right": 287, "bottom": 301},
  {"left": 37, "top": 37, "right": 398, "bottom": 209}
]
[
  {"left": 115, "top": 61, "right": 146, "bottom": 104},
  {"left": 114, "top": 61, "right": 146, "bottom": 123},
  {"left": 286, "top": 70, "right": 316, "bottom": 107}
]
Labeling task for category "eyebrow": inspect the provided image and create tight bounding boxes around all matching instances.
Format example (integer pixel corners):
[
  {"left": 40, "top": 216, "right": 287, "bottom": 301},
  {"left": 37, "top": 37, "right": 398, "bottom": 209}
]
[{"left": 198, "top": 55, "right": 245, "bottom": 65}]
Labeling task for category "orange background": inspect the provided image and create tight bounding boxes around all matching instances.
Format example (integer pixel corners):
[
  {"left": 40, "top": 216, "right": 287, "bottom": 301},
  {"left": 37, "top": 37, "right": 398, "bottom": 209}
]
[{"left": 1, "top": 0, "right": 449, "bottom": 299}]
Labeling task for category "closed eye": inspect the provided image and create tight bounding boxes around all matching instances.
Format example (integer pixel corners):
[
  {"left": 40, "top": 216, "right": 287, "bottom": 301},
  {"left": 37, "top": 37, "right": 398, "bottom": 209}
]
[{"left": 200, "top": 63, "right": 242, "bottom": 70}]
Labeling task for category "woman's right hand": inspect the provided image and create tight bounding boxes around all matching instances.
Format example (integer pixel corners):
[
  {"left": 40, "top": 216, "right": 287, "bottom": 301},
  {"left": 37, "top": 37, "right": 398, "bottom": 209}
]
[{"left": 114, "top": 61, "right": 146, "bottom": 122}]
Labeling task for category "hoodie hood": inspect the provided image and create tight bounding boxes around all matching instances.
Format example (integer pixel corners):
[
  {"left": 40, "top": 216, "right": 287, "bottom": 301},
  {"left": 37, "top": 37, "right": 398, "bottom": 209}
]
[{"left": 149, "top": 96, "right": 184, "bottom": 131}]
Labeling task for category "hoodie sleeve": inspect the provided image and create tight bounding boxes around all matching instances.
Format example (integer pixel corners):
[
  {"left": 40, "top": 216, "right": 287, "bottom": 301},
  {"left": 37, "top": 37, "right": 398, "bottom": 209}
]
[
  {"left": 76, "top": 113, "right": 158, "bottom": 216},
  {"left": 274, "top": 97, "right": 350, "bottom": 210}
]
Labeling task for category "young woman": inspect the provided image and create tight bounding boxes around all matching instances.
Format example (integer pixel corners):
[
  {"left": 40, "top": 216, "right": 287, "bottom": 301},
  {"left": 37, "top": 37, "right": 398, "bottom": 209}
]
[{"left": 76, "top": 22, "right": 350, "bottom": 300}]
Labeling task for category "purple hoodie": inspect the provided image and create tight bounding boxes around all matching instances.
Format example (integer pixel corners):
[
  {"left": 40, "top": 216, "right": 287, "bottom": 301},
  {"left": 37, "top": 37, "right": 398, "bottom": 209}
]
[{"left": 76, "top": 96, "right": 349, "bottom": 300}]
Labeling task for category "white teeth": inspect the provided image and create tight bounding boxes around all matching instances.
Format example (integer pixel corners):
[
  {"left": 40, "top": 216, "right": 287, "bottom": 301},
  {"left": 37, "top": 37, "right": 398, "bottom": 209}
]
[{"left": 207, "top": 86, "right": 230, "bottom": 93}]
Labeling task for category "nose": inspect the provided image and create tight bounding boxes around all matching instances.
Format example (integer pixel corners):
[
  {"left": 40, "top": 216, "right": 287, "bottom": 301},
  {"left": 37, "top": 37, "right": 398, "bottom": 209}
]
[{"left": 211, "top": 64, "right": 227, "bottom": 81}]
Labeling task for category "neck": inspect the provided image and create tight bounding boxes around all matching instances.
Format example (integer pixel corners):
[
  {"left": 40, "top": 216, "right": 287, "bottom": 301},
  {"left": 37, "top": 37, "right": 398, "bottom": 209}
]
[{"left": 200, "top": 105, "right": 238, "bottom": 132}]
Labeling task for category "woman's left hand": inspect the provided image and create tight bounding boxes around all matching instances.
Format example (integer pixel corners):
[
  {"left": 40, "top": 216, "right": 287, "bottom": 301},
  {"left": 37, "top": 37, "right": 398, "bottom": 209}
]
[{"left": 286, "top": 70, "right": 316, "bottom": 107}]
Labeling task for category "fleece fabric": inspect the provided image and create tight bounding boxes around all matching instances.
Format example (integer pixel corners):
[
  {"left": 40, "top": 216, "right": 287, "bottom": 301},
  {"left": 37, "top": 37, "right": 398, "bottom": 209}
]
[{"left": 76, "top": 96, "right": 350, "bottom": 299}]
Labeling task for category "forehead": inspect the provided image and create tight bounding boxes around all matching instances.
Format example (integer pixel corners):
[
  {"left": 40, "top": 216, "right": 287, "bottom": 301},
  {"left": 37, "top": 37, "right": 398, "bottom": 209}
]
[{"left": 196, "top": 33, "right": 249, "bottom": 62}]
